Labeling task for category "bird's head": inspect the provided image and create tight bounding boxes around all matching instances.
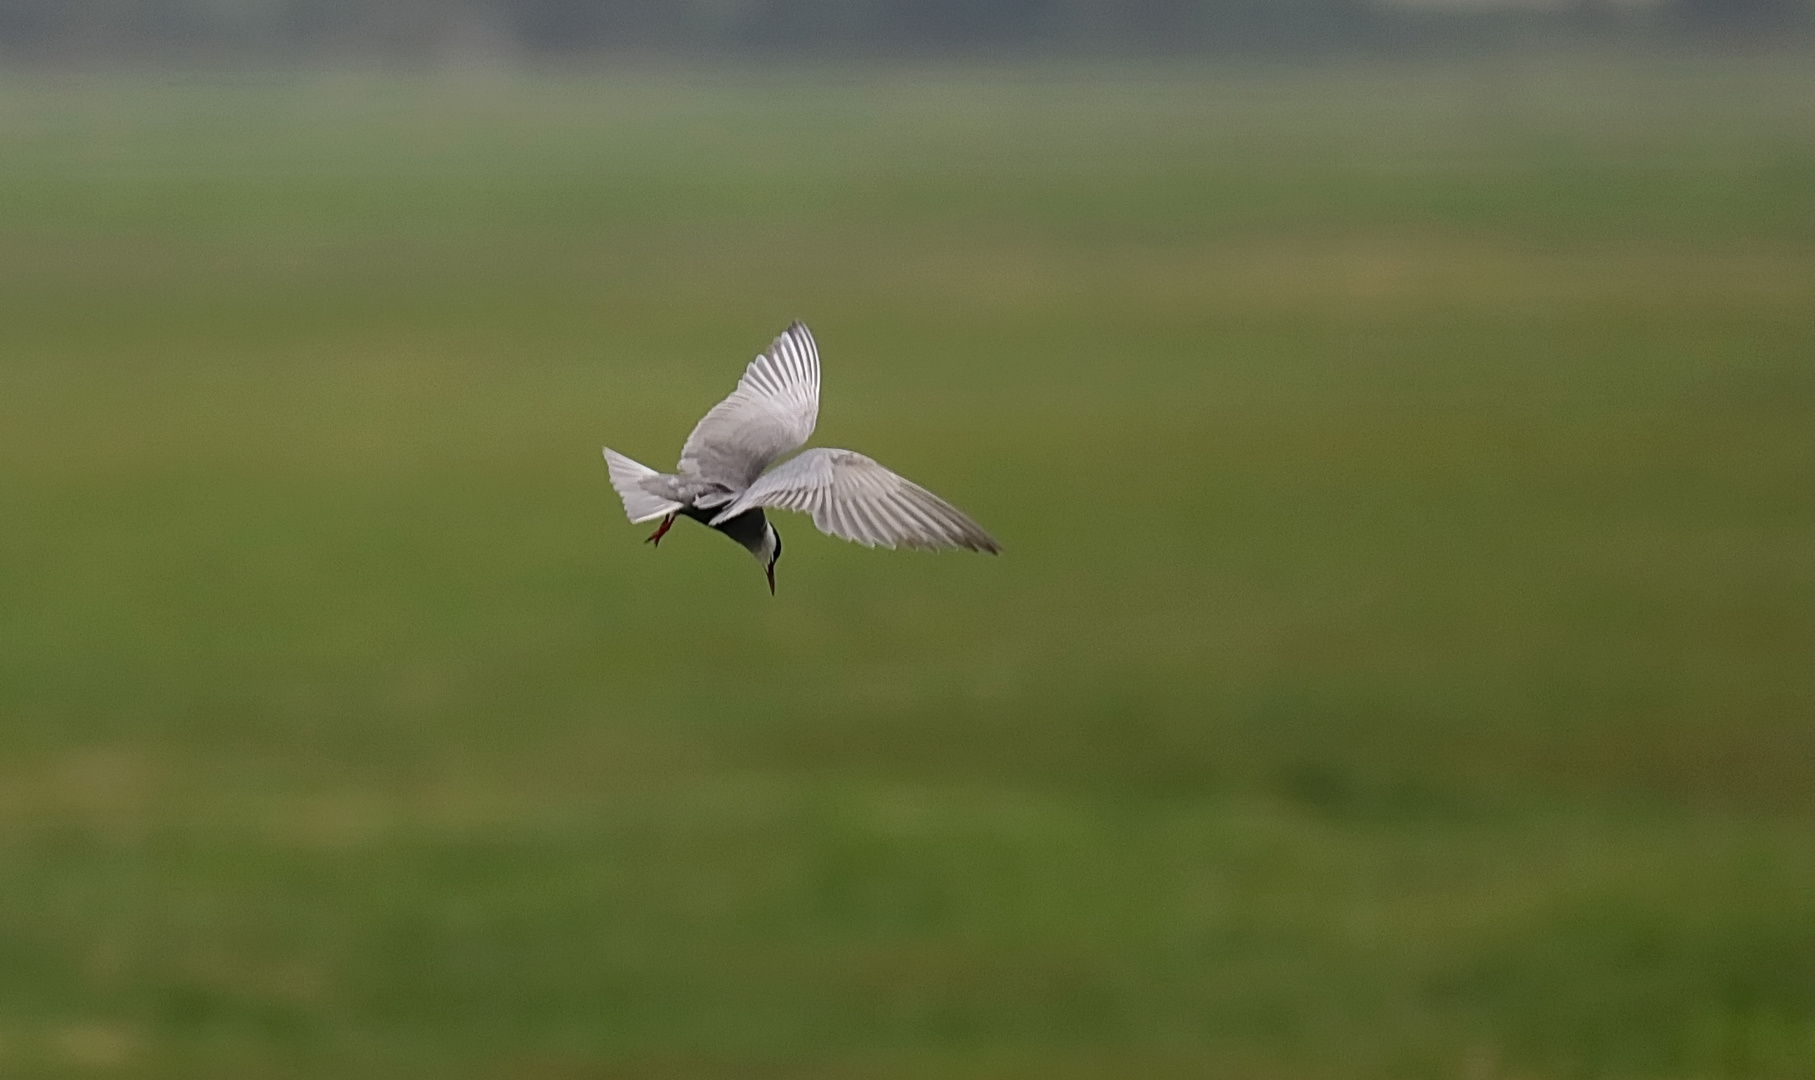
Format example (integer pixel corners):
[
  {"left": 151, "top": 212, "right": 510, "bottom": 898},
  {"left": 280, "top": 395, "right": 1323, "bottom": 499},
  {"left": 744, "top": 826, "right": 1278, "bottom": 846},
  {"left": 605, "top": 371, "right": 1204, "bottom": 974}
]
[{"left": 760, "top": 523, "right": 782, "bottom": 594}]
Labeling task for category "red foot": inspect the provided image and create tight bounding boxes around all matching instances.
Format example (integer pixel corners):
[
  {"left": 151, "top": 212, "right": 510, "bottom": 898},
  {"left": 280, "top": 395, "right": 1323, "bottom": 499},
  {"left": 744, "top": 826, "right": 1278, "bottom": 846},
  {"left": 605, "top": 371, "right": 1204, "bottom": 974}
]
[{"left": 645, "top": 513, "right": 675, "bottom": 547}]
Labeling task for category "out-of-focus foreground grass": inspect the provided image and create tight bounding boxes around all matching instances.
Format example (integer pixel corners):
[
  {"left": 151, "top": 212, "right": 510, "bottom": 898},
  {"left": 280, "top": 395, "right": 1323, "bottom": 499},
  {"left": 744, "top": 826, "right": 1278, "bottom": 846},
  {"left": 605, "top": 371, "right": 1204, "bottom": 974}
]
[{"left": 2, "top": 56, "right": 1813, "bottom": 1079}]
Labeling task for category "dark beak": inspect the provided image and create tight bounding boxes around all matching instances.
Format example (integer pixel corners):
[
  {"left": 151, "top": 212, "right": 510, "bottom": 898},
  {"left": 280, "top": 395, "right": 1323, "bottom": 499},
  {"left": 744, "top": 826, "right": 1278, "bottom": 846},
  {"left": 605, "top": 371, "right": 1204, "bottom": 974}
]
[{"left": 765, "top": 562, "right": 776, "bottom": 595}]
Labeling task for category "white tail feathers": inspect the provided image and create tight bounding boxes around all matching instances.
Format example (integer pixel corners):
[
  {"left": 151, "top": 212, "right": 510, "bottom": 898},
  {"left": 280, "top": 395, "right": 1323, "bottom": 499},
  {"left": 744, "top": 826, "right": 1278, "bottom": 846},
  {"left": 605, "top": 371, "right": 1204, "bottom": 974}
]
[{"left": 603, "top": 448, "right": 683, "bottom": 524}]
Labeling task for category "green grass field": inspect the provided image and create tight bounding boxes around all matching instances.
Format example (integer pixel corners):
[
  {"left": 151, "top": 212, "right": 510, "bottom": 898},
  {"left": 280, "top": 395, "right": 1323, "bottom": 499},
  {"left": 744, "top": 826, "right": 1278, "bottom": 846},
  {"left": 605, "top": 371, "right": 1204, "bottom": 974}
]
[{"left": 2, "top": 55, "right": 1814, "bottom": 1078}]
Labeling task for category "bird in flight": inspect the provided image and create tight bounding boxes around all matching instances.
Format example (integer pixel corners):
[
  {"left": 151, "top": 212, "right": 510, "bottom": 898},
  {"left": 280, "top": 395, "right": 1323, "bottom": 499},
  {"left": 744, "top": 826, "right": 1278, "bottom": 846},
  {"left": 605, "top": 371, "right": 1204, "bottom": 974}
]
[{"left": 603, "top": 322, "right": 1000, "bottom": 593}]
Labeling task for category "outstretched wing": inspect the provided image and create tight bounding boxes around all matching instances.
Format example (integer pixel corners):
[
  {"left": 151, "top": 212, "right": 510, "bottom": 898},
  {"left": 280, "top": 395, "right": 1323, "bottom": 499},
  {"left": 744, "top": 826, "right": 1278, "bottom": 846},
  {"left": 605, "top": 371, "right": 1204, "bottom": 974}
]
[
  {"left": 712, "top": 448, "right": 1001, "bottom": 554},
  {"left": 678, "top": 322, "right": 820, "bottom": 490}
]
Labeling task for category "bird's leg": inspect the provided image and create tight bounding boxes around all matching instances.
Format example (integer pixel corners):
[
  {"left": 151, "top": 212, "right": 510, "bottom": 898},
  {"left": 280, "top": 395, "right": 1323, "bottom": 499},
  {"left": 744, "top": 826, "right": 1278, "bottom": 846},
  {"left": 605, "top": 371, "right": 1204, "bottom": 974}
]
[{"left": 645, "top": 513, "right": 676, "bottom": 547}]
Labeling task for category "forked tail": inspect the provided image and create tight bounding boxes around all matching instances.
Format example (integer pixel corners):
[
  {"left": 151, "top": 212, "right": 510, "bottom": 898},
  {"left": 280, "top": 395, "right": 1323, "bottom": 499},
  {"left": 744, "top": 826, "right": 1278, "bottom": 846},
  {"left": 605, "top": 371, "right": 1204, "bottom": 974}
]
[{"left": 602, "top": 448, "right": 684, "bottom": 524}]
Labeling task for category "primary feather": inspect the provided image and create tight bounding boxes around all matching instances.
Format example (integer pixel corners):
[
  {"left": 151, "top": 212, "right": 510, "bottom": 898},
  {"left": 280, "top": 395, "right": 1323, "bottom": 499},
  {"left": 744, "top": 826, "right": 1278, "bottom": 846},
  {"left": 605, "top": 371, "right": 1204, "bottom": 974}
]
[{"left": 712, "top": 448, "right": 1001, "bottom": 554}]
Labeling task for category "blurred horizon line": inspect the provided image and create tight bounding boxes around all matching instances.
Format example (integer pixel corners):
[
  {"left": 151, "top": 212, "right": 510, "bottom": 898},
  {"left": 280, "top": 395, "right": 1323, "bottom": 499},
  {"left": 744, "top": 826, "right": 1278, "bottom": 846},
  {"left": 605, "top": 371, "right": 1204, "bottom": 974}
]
[{"left": 0, "top": 0, "right": 1808, "bottom": 68}]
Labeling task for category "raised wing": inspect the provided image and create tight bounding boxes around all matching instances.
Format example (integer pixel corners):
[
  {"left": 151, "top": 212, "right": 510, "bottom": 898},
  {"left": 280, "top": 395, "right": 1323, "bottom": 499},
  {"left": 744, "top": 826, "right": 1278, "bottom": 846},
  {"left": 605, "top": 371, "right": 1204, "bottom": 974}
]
[
  {"left": 712, "top": 448, "right": 1001, "bottom": 553},
  {"left": 678, "top": 322, "right": 820, "bottom": 490}
]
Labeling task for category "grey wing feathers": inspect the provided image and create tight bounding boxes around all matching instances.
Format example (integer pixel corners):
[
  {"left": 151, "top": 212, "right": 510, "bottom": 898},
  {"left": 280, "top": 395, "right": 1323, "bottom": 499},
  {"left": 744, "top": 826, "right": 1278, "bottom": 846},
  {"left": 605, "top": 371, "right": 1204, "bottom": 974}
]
[
  {"left": 677, "top": 322, "right": 820, "bottom": 490},
  {"left": 713, "top": 448, "right": 1001, "bottom": 554}
]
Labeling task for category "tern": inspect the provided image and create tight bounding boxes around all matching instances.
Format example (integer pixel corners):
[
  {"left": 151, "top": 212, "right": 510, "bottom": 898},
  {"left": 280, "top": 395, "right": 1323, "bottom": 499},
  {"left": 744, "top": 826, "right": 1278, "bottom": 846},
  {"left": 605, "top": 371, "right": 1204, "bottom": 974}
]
[{"left": 603, "top": 322, "right": 1000, "bottom": 593}]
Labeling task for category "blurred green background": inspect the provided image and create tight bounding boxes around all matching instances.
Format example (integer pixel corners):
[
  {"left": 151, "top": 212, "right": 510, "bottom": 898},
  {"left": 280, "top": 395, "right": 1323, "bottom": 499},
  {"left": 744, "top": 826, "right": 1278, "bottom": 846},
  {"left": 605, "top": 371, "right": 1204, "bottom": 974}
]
[{"left": 3, "top": 53, "right": 1814, "bottom": 1079}]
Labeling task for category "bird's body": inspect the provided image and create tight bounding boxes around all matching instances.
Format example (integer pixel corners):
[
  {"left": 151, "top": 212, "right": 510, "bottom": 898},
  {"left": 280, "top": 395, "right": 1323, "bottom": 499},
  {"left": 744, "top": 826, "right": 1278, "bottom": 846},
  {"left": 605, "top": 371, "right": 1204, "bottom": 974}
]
[
  {"left": 675, "top": 503, "right": 771, "bottom": 557},
  {"left": 602, "top": 322, "right": 998, "bottom": 591}
]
